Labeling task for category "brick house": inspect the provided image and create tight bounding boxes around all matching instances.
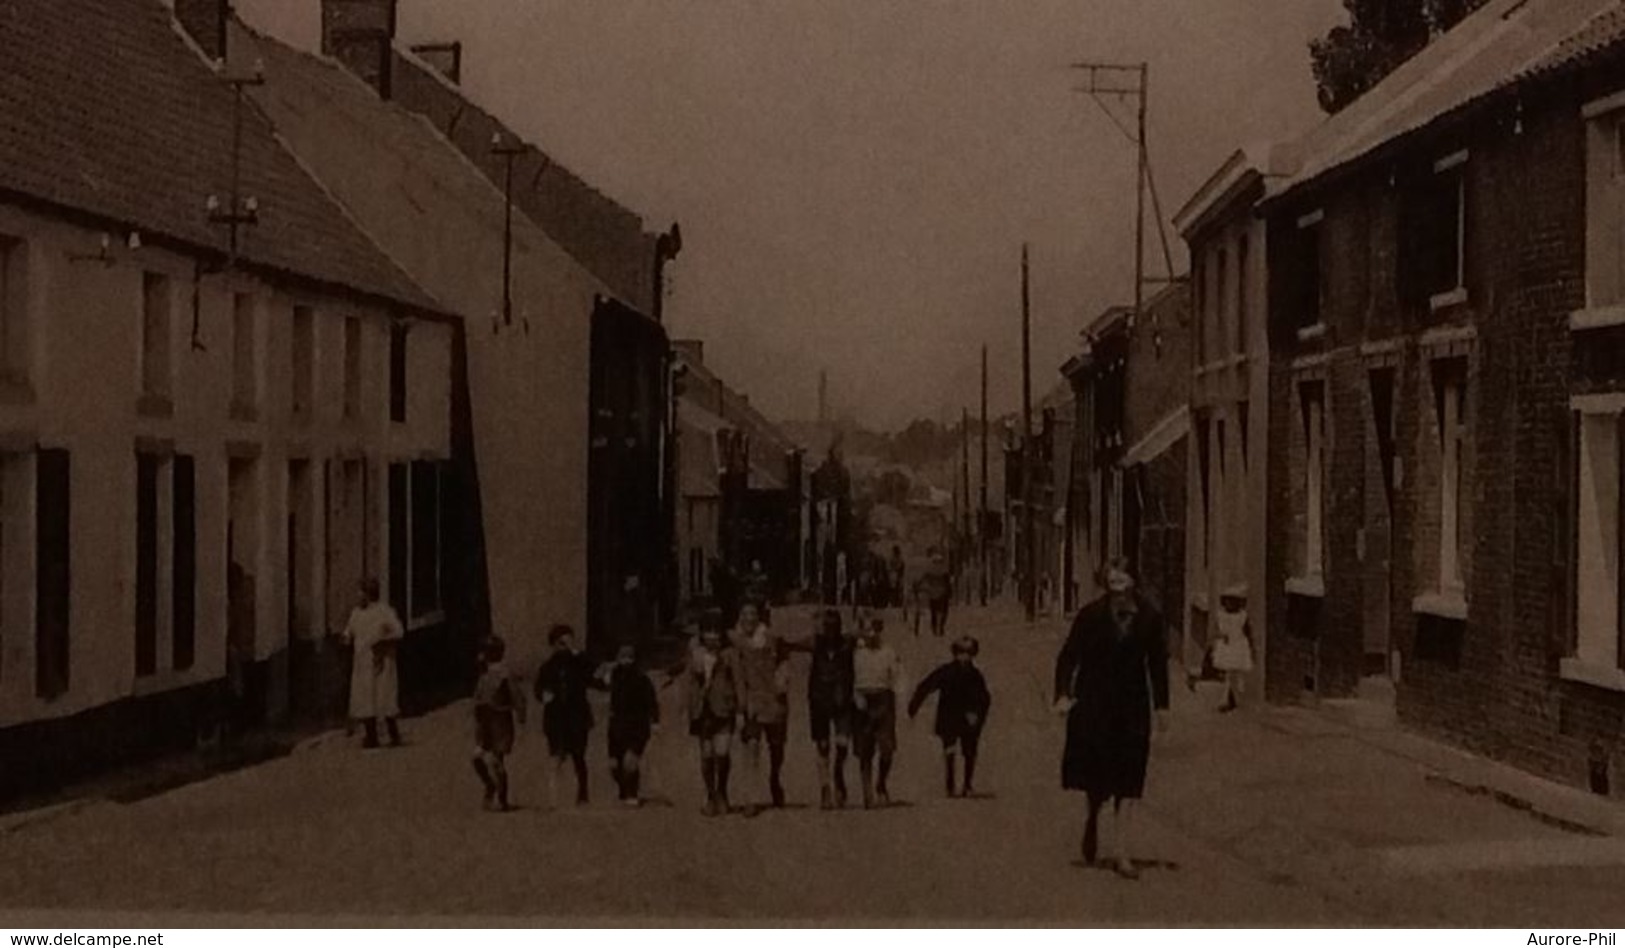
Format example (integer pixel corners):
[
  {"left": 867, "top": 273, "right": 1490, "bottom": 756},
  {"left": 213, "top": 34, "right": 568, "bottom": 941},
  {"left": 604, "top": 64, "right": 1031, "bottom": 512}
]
[
  {"left": 1259, "top": 0, "right": 1625, "bottom": 795},
  {"left": 1174, "top": 146, "right": 1293, "bottom": 683},
  {"left": 0, "top": 0, "right": 458, "bottom": 799},
  {"left": 1062, "top": 282, "right": 1193, "bottom": 624}
]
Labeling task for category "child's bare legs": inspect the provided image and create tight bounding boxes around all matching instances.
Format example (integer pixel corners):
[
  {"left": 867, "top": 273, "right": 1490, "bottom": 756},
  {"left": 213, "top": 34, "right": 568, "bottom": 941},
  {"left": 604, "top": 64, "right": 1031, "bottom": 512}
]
[
  {"left": 962, "top": 732, "right": 980, "bottom": 796},
  {"left": 943, "top": 742, "right": 958, "bottom": 797},
  {"left": 570, "top": 750, "right": 589, "bottom": 804},
  {"left": 699, "top": 732, "right": 733, "bottom": 815},
  {"left": 767, "top": 733, "right": 787, "bottom": 807},
  {"left": 739, "top": 727, "right": 764, "bottom": 811},
  {"left": 473, "top": 752, "right": 496, "bottom": 806},
  {"left": 1110, "top": 798, "right": 1140, "bottom": 877}
]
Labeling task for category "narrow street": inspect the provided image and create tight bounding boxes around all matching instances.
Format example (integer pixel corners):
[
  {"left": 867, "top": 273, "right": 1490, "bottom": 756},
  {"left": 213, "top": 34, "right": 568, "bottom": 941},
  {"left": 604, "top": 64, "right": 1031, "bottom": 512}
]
[{"left": 2, "top": 604, "right": 1622, "bottom": 925}]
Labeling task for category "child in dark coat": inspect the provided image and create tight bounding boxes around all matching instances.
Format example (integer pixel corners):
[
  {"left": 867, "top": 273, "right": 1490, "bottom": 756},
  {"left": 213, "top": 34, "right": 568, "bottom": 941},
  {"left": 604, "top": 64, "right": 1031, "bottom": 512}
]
[
  {"left": 604, "top": 644, "right": 660, "bottom": 806},
  {"left": 908, "top": 635, "right": 992, "bottom": 798},
  {"left": 535, "top": 624, "right": 596, "bottom": 807},
  {"left": 472, "top": 636, "right": 526, "bottom": 811}
]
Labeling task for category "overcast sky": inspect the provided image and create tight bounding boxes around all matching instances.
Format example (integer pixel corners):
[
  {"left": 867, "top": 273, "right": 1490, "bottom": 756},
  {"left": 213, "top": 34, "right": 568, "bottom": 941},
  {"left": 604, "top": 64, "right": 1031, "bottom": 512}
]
[{"left": 238, "top": 0, "right": 1342, "bottom": 430}]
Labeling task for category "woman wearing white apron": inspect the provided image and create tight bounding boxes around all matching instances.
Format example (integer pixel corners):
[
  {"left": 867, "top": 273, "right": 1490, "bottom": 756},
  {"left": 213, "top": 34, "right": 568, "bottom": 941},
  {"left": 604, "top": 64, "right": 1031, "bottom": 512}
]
[
  {"left": 342, "top": 578, "right": 405, "bottom": 747},
  {"left": 1210, "top": 585, "right": 1254, "bottom": 713}
]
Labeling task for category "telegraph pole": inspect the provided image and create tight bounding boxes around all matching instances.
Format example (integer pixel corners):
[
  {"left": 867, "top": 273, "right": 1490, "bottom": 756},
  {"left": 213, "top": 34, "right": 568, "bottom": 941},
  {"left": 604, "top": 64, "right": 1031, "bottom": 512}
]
[
  {"left": 1020, "top": 244, "right": 1035, "bottom": 624},
  {"left": 961, "top": 406, "right": 972, "bottom": 605},
  {"left": 979, "top": 345, "right": 989, "bottom": 606},
  {"left": 1071, "top": 61, "right": 1178, "bottom": 334}
]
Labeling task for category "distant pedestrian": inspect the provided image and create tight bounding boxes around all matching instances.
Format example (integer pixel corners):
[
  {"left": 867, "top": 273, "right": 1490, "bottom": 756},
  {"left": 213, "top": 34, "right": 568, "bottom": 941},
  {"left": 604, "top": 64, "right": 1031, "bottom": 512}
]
[
  {"left": 921, "top": 549, "right": 952, "bottom": 637},
  {"left": 889, "top": 546, "right": 907, "bottom": 610},
  {"left": 604, "top": 644, "right": 660, "bottom": 806},
  {"left": 852, "top": 615, "right": 904, "bottom": 808},
  {"left": 1054, "top": 560, "right": 1170, "bottom": 879},
  {"left": 686, "top": 621, "right": 744, "bottom": 816},
  {"left": 341, "top": 577, "right": 404, "bottom": 749},
  {"left": 908, "top": 635, "right": 991, "bottom": 799},
  {"left": 731, "top": 601, "right": 791, "bottom": 813},
  {"left": 1210, "top": 586, "right": 1254, "bottom": 713},
  {"left": 472, "top": 636, "right": 525, "bottom": 812},
  {"left": 534, "top": 624, "right": 595, "bottom": 807},
  {"left": 836, "top": 550, "right": 849, "bottom": 606}
]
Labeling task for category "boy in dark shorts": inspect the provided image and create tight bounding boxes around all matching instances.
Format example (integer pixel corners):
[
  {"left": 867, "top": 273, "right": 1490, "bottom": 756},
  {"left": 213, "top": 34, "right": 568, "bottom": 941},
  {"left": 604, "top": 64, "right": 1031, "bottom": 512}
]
[
  {"left": 535, "top": 624, "right": 596, "bottom": 807},
  {"left": 605, "top": 644, "right": 660, "bottom": 806},
  {"left": 908, "top": 635, "right": 992, "bottom": 798},
  {"left": 472, "top": 636, "right": 525, "bottom": 811},
  {"left": 787, "top": 608, "right": 855, "bottom": 809}
]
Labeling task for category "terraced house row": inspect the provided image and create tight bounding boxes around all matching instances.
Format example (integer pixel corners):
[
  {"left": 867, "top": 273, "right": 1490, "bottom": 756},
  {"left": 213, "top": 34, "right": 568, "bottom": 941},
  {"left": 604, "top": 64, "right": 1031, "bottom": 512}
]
[
  {"left": 0, "top": 0, "right": 680, "bottom": 801},
  {"left": 1164, "top": 0, "right": 1625, "bottom": 799}
]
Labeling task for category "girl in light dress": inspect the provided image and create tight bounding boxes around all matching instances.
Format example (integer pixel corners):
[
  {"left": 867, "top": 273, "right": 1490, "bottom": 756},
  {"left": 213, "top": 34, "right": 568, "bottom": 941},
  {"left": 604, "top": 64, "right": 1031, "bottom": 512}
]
[{"left": 1210, "top": 585, "right": 1254, "bottom": 713}]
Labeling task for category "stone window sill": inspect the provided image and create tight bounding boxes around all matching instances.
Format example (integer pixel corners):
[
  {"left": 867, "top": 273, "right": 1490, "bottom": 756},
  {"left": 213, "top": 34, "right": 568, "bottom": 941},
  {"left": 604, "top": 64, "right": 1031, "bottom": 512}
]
[
  {"left": 1429, "top": 287, "right": 1470, "bottom": 313},
  {"left": 1559, "top": 658, "right": 1625, "bottom": 693},
  {"left": 1285, "top": 575, "right": 1325, "bottom": 598},
  {"left": 1296, "top": 323, "right": 1326, "bottom": 343},
  {"left": 1413, "top": 590, "right": 1468, "bottom": 621},
  {"left": 1570, "top": 305, "right": 1625, "bottom": 331}
]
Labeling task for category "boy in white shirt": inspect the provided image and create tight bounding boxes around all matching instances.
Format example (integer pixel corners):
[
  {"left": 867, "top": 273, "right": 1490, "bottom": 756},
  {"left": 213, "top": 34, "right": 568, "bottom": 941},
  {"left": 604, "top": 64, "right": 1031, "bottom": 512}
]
[{"left": 852, "top": 615, "right": 904, "bottom": 808}]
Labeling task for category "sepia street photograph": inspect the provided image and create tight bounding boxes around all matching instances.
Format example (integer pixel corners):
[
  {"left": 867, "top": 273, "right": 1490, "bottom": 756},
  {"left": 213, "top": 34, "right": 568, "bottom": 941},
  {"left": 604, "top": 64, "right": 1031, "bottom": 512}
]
[{"left": 4, "top": 0, "right": 1625, "bottom": 931}]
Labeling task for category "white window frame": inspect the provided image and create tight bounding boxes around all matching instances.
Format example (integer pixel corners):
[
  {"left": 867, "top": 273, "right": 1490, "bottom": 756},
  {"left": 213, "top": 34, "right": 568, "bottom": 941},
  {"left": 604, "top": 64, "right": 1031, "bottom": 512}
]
[
  {"left": 1566, "top": 394, "right": 1625, "bottom": 689},
  {"left": 1578, "top": 101, "right": 1625, "bottom": 327},
  {"left": 1294, "top": 211, "right": 1326, "bottom": 340},
  {"left": 1301, "top": 382, "right": 1326, "bottom": 585},
  {"left": 1436, "top": 367, "right": 1466, "bottom": 595},
  {"left": 1428, "top": 150, "right": 1470, "bottom": 312},
  {"left": 291, "top": 305, "right": 315, "bottom": 419}
]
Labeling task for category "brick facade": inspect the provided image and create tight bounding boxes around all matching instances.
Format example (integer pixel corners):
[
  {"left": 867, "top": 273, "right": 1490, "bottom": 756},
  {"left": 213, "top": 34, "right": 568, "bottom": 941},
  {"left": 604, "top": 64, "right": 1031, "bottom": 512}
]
[{"left": 1264, "top": 54, "right": 1625, "bottom": 796}]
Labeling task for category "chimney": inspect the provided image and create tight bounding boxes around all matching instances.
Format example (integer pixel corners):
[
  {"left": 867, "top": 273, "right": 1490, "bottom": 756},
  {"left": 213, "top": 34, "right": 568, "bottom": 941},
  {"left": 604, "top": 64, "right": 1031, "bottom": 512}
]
[
  {"left": 321, "top": 0, "right": 398, "bottom": 98},
  {"left": 409, "top": 42, "right": 463, "bottom": 84},
  {"left": 174, "top": 0, "right": 228, "bottom": 61}
]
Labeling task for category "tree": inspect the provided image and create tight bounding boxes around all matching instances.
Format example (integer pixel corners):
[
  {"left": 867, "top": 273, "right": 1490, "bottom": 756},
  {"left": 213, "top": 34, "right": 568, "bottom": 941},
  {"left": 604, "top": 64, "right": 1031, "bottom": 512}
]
[{"left": 1311, "top": 0, "right": 1489, "bottom": 114}]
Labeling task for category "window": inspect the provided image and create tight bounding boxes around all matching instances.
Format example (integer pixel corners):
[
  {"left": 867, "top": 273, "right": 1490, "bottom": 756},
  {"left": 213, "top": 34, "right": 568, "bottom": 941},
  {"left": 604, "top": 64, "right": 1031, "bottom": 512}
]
[
  {"left": 1585, "top": 109, "right": 1625, "bottom": 309},
  {"left": 231, "top": 294, "right": 258, "bottom": 418},
  {"left": 1573, "top": 402, "right": 1625, "bottom": 673},
  {"left": 1193, "top": 253, "right": 1206, "bottom": 366},
  {"left": 1287, "top": 214, "right": 1323, "bottom": 331},
  {"left": 1238, "top": 400, "right": 1251, "bottom": 473},
  {"left": 388, "top": 462, "right": 407, "bottom": 615},
  {"left": 173, "top": 455, "right": 195, "bottom": 671},
  {"left": 0, "top": 236, "right": 31, "bottom": 385},
  {"left": 1216, "top": 246, "right": 1230, "bottom": 358},
  {"left": 410, "top": 460, "right": 442, "bottom": 620},
  {"left": 135, "top": 453, "right": 160, "bottom": 677},
  {"left": 1236, "top": 234, "right": 1250, "bottom": 356},
  {"left": 389, "top": 321, "right": 407, "bottom": 424},
  {"left": 1196, "top": 413, "right": 1212, "bottom": 569},
  {"left": 343, "top": 317, "right": 361, "bottom": 421},
  {"left": 140, "top": 273, "right": 171, "bottom": 403},
  {"left": 1300, "top": 381, "right": 1326, "bottom": 579},
  {"left": 36, "top": 448, "right": 70, "bottom": 699},
  {"left": 292, "top": 306, "right": 314, "bottom": 419},
  {"left": 1432, "top": 358, "right": 1468, "bottom": 593},
  {"left": 1404, "top": 152, "right": 1469, "bottom": 307}
]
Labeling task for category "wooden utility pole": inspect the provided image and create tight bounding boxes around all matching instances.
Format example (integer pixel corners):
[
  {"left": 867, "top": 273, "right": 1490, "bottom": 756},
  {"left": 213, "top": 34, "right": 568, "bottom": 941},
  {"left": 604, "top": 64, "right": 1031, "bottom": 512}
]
[
  {"left": 1020, "top": 244, "right": 1035, "bottom": 623},
  {"left": 961, "top": 406, "right": 972, "bottom": 605},
  {"left": 979, "top": 345, "right": 989, "bottom": 607}
]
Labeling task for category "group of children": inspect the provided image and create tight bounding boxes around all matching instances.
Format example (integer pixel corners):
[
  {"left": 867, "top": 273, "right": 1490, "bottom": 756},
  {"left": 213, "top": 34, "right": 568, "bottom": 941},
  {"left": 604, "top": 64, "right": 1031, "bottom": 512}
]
[{"left": 467, "top": 604, "right": 995, "bottom": 815}]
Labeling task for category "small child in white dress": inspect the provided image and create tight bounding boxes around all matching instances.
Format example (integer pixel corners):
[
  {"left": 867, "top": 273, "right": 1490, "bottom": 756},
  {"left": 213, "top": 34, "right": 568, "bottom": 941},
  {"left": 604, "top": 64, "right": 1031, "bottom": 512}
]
[{"left": 1211, "top": 585, "right": 1254, "bottom": 713}]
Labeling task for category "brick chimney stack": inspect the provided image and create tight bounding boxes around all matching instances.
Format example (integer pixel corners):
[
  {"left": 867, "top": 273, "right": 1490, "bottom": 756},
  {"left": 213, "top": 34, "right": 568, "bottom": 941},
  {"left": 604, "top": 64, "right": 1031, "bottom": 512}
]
[
  {"left": 174, "top": 0, "right": 228, "bottom": 61},
  {"left": 321, "top": 0, "right": 398, "bottom": 98}
]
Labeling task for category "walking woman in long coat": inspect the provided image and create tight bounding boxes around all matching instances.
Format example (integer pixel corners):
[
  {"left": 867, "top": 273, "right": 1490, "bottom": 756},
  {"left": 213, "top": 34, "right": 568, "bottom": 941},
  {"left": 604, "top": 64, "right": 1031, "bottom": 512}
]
[
  {"left": 342, "top": 578, "right": 405, "bottom": 748},
  {"left": 1053, "top": 559, "right": 1170, "bottom": 879}
]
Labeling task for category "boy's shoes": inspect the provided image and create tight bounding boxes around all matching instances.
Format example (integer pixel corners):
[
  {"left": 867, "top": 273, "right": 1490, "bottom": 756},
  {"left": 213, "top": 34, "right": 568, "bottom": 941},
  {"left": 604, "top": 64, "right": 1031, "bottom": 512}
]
[
  {"left": 1082, "top": 818, "right": 1099, "bottom": 865},
  {"left": 1114, "top": 858, "right": 1141, "bottom": 881},
  {"left": 876, "top": 790, "right": 891, "bottom": 808},
  {"left": 621, "top": 798, "right": 641, "bottom": 809},
  {"left": 770, "top": 785, "right": 786, "bottom": 808}
]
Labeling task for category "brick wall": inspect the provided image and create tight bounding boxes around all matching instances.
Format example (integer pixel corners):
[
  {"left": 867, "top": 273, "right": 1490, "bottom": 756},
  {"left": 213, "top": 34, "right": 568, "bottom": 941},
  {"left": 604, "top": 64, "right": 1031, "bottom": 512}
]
[{"left": 1267, "top": 67, "right": 1625, "bottom": 797}]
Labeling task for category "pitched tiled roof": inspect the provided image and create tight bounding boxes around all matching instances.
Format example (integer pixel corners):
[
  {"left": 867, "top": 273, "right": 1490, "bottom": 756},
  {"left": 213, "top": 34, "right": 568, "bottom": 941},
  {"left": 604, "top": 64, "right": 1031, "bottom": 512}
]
[
  {"left": 390, "top": 49, "right": 658, "bottom": 313},
  {"left": 1274, "top": 0, "right": 1622, "bottom": 199},
  {"left": 0, "top": 0, "right": 439, "bottom": 312}
]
